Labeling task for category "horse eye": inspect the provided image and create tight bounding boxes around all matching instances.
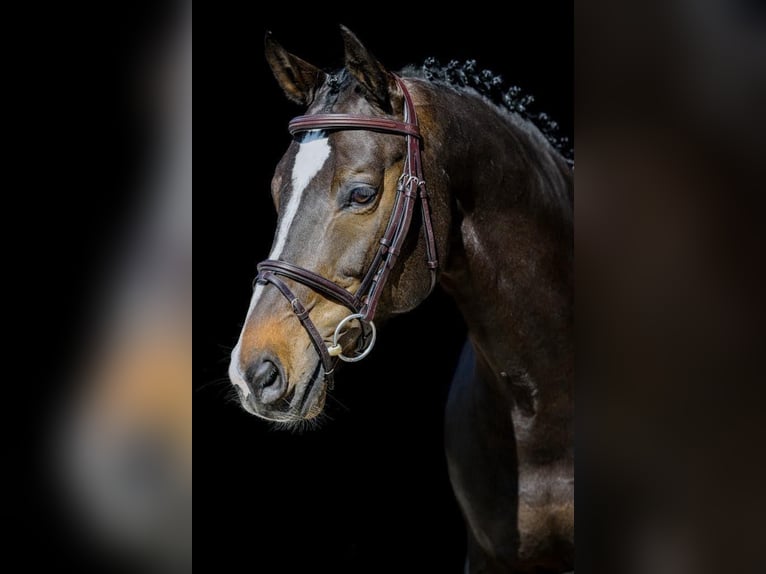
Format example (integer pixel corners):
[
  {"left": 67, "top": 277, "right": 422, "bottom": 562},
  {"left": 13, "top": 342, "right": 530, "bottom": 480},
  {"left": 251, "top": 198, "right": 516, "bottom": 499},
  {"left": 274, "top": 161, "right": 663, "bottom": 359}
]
[{"left": 350, "top": 187, "right": 377, "bottom": 205}]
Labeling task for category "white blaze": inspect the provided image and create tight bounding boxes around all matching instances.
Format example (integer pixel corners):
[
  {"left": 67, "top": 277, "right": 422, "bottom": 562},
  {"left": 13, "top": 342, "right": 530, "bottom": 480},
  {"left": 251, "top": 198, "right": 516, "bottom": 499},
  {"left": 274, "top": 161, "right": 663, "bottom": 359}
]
[
  {"left": 270, "top": 133, "right": 331, "bottom": 259},
  {"left": 229, "top": 132, "right": 331, "bottom": 397}
]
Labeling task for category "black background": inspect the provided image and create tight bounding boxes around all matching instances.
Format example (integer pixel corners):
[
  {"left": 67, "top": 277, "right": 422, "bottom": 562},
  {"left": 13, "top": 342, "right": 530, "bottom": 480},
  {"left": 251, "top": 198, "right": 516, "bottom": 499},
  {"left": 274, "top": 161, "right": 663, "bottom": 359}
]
[{"left": 196, "top": 7, "right": 571, "bottom": 573}]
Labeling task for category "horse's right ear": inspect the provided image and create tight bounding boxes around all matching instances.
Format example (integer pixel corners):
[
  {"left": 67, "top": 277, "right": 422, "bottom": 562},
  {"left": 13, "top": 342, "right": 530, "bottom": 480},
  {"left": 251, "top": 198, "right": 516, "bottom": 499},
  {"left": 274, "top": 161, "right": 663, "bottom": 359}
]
[{"left": 264, "top": 31, "right": 326, "bottom": 106}]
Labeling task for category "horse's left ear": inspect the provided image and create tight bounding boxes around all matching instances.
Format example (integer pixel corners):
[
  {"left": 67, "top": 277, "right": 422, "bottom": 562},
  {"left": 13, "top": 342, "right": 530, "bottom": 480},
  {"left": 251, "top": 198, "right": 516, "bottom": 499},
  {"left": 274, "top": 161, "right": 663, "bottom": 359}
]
[
  {"left": 340, "top": 25, "right": 398, "bottom": 112},
  {"left": 265, "top": 31, "right": 327, "bottom": 106}
]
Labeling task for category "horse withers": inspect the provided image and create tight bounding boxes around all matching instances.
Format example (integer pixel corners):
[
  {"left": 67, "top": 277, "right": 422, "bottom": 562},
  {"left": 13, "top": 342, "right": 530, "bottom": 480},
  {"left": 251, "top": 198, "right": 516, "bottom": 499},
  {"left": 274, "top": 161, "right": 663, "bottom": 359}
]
[{"left": 229, "top": 26, "right": 573, "bottom": 573}]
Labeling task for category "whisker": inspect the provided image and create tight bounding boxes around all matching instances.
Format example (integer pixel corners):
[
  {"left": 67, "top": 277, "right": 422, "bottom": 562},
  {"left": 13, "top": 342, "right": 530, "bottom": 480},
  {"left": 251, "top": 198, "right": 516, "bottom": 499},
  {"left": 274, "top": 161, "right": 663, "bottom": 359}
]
[
  {"left": 326, "top": 391, "right": 350, "bottom": 413},
  {"left": 195, "top": 376, "right": 232, "bottom": 393}
]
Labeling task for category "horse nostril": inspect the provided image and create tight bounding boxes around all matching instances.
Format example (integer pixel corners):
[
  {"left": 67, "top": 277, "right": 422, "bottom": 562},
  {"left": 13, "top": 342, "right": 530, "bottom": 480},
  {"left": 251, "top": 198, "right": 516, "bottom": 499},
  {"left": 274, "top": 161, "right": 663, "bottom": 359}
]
[{"left": 248, "top": 358, "right": 287, "bottom": 405}]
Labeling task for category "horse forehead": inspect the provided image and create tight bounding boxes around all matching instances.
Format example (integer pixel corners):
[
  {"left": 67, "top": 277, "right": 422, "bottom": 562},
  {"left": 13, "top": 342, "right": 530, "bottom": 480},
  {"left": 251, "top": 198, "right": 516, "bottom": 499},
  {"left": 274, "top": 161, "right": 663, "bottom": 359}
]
[
  {"left": 291, "top": 133, "right": 332, "bottom": 187},
  {"left": 272, "top": 125, "right": 391, "bottom": 222},
  {"left": 274, "top": 134, "right": 332, "bottom": 204},
  {"left": 277, "top": 129, "right": 380, "bottom": 199}
]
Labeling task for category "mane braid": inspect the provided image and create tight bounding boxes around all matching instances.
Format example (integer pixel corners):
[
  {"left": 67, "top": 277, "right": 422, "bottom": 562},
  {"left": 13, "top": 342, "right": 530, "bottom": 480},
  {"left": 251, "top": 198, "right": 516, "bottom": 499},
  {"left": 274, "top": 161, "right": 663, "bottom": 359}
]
[{"left": 405, "top": 58, "right": 573, "bottom": 164}]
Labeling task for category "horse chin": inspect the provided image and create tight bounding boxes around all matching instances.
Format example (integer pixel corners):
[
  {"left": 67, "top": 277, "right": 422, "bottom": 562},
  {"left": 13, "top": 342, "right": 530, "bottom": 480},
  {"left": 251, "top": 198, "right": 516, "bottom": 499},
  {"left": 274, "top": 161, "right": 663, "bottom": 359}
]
[
  {"left": 300, "top": 389, "right": 326, "bottom": 420},
  {"left": 265, "top": 383, "right": 326, "bottom": 429}
]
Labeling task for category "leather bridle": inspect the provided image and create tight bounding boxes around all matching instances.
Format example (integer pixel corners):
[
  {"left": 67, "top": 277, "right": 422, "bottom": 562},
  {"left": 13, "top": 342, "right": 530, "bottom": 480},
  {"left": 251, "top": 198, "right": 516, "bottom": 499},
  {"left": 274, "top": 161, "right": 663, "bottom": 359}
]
[{"left": 255, "top": 76, "right": 438, "bottom": 387}]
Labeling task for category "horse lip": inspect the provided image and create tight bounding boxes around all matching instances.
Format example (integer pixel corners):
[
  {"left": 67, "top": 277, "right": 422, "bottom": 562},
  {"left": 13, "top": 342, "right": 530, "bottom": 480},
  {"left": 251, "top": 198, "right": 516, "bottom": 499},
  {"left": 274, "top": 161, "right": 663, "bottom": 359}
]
[{"left": 245, "top": 364, "right": 326, "bottom": 421}]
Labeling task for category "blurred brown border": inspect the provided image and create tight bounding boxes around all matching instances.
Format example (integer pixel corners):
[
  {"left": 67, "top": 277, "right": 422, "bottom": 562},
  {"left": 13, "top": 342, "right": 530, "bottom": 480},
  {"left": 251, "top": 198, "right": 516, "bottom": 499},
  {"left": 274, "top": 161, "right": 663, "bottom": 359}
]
[{"left": 576, "top": 1, "right": 766, "bottom": 572}]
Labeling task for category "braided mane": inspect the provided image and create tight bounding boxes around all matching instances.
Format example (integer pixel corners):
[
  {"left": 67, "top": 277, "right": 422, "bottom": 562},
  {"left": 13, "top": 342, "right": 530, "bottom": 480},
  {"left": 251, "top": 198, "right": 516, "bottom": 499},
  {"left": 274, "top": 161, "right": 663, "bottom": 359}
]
[{"left": 406, "top": 58, "right": 573, "bottom": 164}]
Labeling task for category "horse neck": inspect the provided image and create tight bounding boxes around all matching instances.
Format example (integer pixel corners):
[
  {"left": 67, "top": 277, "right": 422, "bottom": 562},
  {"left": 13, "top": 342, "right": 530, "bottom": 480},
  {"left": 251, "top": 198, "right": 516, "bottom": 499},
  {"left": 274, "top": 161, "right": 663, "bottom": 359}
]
[{"left": 415, "top": 78, "right": 573, "bottom": 424}]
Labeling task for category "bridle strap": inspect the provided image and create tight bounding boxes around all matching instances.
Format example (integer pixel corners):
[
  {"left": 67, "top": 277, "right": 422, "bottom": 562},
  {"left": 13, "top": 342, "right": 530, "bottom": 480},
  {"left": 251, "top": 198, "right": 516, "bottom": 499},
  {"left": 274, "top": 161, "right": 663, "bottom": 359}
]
[
  {"left": 289, "top": 114, "right": 421, "bottom": 139},
  {"left": 255, "top": 271, "right": 336, "bottom": 379},
  {"left": 255, "top": 76, "right": 439, "bottom": 382},
  {"left": 258, "top": 260, "right": 362, "bottom": 312},
  {"left": 351, "top": 77, "right": 439, "bottom": 319}
]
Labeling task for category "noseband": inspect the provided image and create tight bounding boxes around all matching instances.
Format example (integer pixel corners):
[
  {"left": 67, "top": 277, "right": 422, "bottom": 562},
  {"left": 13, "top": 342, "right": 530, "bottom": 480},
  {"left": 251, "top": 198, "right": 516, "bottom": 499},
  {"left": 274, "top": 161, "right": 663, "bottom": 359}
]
[{"left": 254, "top": 77, "right": 438, "bottom": 387}]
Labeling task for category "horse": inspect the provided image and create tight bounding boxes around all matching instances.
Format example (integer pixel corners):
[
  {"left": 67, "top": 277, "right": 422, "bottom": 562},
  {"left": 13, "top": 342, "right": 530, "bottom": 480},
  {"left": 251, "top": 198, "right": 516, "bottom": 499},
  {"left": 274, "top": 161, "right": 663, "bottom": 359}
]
[{"left": 228, "top": 26, "right": 573, "bottom": 573}]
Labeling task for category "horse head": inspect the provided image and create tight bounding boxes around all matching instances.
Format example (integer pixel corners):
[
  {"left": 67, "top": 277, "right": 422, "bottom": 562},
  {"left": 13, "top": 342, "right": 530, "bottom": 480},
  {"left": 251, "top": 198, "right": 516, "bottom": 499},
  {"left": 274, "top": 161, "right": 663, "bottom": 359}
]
[{"left": 229, "top": 27, "right": 448, "bottom": 423}]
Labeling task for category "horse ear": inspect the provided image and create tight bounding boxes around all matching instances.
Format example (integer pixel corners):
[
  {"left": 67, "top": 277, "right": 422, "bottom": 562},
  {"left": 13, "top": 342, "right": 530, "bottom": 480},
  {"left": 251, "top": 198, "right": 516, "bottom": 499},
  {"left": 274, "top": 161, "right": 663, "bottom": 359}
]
[
  {"left": 264, "top": 31, "right": 326, "bottom": 106},
  {"left": 340, "top": 25, "right": 397, "bottom": 112}
]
